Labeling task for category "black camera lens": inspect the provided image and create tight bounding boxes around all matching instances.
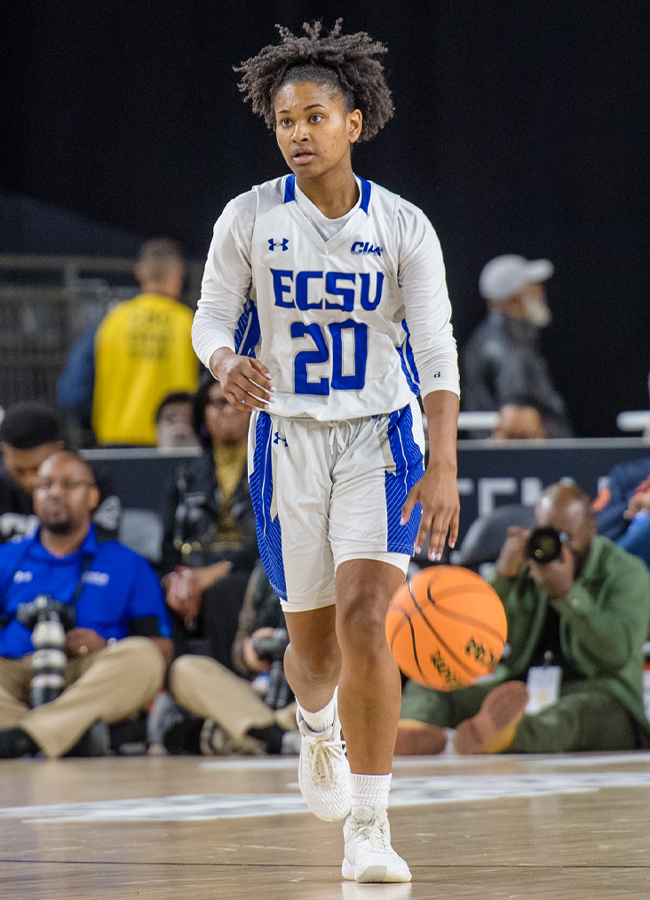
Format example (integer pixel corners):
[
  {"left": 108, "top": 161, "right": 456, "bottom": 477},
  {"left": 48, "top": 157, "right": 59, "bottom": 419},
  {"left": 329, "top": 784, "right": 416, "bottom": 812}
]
[
  {"left": 525, "top": 527, "right": 566, "bottom": 564},
  {"left": 252, "top": 628, "right": 289, "bottom": 661}
]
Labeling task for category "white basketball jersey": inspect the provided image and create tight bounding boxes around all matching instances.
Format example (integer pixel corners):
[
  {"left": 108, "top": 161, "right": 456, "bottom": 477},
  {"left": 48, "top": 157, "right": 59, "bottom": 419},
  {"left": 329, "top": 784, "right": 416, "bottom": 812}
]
[{"left": 194, "top": 174, "right": 459, "bottom": 420}]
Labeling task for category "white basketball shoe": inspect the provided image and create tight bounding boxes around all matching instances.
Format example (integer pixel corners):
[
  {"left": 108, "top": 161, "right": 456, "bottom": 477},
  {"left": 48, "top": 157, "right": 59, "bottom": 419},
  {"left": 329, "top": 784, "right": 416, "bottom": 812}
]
[
  {"left": 342, "top": 806, "right": 412, "bottom": 883},
  {"left": 297, "top": 694, "right": 351, "bottom": 821}
]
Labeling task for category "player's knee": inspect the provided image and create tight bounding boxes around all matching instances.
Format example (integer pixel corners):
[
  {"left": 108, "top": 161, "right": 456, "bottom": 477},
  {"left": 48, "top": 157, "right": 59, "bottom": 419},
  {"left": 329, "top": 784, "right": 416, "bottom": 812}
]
[
  {"left": 286, "top": 640, "right": 340, "bottom": 684},
  {"left": 337, "top": 593, "right": 389, "bottom": 657}
]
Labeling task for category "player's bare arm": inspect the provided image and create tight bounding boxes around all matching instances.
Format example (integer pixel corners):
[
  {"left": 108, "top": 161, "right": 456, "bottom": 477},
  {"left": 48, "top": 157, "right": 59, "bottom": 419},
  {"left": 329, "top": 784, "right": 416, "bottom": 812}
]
[
  {"left": 209, "top": 347, "right": 274, "bottom": 410},
  {"left": 401, "top": 389, "right": 460, "bottom": 560}
]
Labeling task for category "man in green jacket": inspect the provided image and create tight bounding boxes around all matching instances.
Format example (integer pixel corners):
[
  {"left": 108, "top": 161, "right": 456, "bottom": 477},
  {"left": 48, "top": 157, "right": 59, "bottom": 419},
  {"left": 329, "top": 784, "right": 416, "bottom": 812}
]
[{"left": 397, "top": 481, "right": 650, "bottom": 755}]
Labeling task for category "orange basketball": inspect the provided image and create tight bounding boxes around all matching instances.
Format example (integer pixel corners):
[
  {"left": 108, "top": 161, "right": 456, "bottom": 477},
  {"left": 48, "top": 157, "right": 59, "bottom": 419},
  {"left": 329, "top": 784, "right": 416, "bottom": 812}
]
[{"left": 385, "top": 565, "right": 507, "bottom": 691}]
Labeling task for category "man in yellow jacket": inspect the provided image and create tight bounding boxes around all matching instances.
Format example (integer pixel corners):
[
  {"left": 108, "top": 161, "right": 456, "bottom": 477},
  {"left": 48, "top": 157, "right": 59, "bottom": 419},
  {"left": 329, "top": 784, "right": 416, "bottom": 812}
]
[
  {"left": 60, "top": 239, "right": 199, "bottom": 446},
  {"left": 93, "top": 238, "right": 199, "bottom": 445}
]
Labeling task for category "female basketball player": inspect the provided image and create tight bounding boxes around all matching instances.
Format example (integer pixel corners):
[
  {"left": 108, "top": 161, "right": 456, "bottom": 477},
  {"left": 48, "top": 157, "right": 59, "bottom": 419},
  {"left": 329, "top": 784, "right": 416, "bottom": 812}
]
[{"left": 192, "top": 21, "right": 460, "bottom": 883}]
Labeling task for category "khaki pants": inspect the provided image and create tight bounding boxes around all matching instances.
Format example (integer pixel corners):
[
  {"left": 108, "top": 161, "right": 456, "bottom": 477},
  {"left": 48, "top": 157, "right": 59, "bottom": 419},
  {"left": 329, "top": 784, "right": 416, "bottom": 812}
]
[
  {"left": 0, "top": 637, "right": 166, "bottom": 758},
  {"left": 169, "top": 655, "right": 296, "bottom": 745}
]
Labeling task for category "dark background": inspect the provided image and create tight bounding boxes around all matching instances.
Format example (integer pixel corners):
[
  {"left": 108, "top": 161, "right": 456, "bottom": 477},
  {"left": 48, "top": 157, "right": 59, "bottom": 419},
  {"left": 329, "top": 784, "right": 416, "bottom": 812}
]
[{"left": 2, "top": 1, "right": 649, "bottom": 437}]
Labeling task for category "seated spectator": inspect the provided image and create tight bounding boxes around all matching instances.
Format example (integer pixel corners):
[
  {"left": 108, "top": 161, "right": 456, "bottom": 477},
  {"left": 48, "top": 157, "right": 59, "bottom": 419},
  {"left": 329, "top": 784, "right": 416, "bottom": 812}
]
[
  {"left": 0, "top": 401, "right": 120, "bottom": 544},
  {"left": 155, "top": 392, "right": 199, "bottom": 449},
  {"left": 0, "top": 451, "right": 173, "bottom": 759},
  {"left": 58, "top": 238, "right": 199, "bottom": 446},
  {"left": 395, "top": 481, "right": 650, "bottom": 755},
  {"left": 162, "top": 561, "right": 297, "bottom": 756},
  {"left": 594, "top": 459, "right": 650, "bottom": 568},
  {"left": 594, "top": 458, "right": 650, "bottom": 543},
  {"left": 461, "top": 254, "right": 572, "bottom": 438},
  {"left": 162, "top": 376, "right": 258, "bottom": 669},
  {"left": 491, "top": 404, "right": 546, "bottom": 440}
]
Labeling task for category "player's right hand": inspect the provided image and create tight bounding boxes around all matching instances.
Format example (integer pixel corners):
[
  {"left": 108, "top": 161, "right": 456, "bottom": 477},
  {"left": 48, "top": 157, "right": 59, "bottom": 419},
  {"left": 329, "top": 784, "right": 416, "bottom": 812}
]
[{"left": 209, "top": 347, "right": 274, "bottom": 411}]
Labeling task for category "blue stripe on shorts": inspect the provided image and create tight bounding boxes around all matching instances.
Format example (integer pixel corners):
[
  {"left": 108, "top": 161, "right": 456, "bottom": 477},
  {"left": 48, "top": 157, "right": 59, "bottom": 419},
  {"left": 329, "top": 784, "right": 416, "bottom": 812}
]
[
  {"left": 385, "top": 404, "right": 425, "bottom": 554},
  {"left": 249, "top": 412, "right": 287, "bottom": 600}
]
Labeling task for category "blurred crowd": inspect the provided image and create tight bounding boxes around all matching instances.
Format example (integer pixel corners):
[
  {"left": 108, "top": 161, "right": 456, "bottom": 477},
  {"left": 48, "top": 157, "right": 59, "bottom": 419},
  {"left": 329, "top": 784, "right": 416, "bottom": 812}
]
[{"left": 0, "top": 238, "right": 649, "bottom": 761}]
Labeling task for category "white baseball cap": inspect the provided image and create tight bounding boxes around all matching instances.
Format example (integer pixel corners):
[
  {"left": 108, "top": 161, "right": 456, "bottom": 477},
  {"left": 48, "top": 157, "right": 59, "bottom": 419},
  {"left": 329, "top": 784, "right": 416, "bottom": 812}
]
[{"left": 479, "top": 254, "right": 554, "bottom": 302}]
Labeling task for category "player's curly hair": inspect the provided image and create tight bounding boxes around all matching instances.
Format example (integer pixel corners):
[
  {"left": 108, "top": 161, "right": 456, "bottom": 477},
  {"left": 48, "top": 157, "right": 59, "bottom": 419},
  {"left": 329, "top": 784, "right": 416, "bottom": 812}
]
[{"left": 235, "top": 20, "right": 394, "bottom": 142}]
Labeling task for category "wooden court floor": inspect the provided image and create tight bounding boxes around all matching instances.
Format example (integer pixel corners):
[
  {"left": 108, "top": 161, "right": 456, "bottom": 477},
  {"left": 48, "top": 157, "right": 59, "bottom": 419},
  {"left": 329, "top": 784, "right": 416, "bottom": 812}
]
[{"left": 2, "top": 750, "right": 650, "bottom": 899}]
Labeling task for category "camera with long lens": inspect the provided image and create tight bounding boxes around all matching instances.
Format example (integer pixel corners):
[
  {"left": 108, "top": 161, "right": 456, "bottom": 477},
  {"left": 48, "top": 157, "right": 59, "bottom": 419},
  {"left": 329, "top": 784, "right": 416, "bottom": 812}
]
[
  {"left": 252, "top": 628, "right": 292, "bottom": 710},
  {"left": 525, "top": 527, "right": 568, "bottom": 564},
  {"left": 16, "top": 595, "right": 76, "bottom": 707}
]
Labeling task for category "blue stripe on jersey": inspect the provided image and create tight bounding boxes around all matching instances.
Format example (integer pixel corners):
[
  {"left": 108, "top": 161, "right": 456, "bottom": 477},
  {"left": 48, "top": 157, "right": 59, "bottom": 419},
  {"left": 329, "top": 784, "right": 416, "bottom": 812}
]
[
  {"left": 284, "top": 175, "right": 296, "bottom": 203},
  {"left": 396, "top": 318, "right": 420, "bottom": 395},
  {"left": 285, "top": 172, "right": 370, "bottom": 211},
  {"left": 385, "top": 404, "right": 424, "bottom": 553},
  {"left": 249, "top": 412, "right": 287, "bottom": 600},
  {"left": 358, "top": 177, "right": 371, "bottom": 214},
  {"left": 234, "top": 298, "right": 260, "bottom": 358}
]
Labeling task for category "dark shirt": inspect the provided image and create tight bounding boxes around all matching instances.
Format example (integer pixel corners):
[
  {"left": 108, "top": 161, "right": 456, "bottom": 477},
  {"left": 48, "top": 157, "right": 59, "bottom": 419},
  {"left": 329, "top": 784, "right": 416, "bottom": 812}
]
[
  {"left": 0, "top": 467, "right": 36, "bottom": 542},
  {"left": 161, "top": 450, "right": 258, "bottom": 575},
  {"left": 527, "top": 602, "right": 584, "bottom": 681},
  {"left": 232, "top": 560, "right": 284, "bottom": 677},
  {"left": 461, "top": 312, "right": 573, "bottom": 437}
]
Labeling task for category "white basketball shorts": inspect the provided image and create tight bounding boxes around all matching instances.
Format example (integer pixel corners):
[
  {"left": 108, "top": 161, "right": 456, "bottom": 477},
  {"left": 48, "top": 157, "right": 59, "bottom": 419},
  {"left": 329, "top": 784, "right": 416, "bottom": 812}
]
[{"left": 248, "top": 398, "right": 425, "bottom": 612}]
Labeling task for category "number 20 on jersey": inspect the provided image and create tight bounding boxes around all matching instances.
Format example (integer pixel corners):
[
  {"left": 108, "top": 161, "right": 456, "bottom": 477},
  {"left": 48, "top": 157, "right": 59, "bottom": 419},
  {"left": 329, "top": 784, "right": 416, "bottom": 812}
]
[{"left": 271, "top": 268, "right": 384, "bottom": 396}]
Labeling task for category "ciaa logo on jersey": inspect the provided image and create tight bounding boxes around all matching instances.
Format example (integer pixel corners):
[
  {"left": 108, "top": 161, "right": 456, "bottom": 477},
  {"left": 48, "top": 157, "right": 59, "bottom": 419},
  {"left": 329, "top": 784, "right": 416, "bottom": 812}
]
[{"left": 351, "top": 241, "right": 382, "bottom": 257}]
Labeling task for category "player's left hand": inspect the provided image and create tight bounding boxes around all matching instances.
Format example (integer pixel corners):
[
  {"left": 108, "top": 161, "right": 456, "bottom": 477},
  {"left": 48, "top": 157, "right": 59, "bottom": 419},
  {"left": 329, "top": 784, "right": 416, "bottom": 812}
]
[
  {"left": 527, "top": 545, "right": 575, "bottom": 599},
  {"left": 402, "top": 462, "right": 460, "bottom": 561}
]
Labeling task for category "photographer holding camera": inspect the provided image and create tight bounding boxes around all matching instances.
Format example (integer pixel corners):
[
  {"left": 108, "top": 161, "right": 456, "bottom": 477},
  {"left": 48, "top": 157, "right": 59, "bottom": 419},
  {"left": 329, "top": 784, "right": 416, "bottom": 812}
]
[
  {"left": 396, "top": 481, "right": 650, "bottom": 756},
  {"left": 0, "top": 451, "right": 173, "bottom": 759},
  {"left": 161, "top": 560, "right": 298, "bottom": 756}
]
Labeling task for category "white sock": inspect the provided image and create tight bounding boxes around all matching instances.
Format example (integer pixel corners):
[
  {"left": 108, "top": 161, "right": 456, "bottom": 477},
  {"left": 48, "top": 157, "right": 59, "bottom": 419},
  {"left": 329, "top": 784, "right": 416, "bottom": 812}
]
[
  {"left": 298, "top": 688, "right": 337, "bottom": 733},
  {"left": 350, "top": 773, "right": 392, "bottom": 817}
]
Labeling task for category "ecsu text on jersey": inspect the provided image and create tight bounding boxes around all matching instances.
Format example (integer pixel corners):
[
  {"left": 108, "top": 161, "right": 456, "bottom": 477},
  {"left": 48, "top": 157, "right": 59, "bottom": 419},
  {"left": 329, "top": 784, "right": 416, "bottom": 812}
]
[{"left": 270, "top": 269, "right": 385, "bottom": 311}]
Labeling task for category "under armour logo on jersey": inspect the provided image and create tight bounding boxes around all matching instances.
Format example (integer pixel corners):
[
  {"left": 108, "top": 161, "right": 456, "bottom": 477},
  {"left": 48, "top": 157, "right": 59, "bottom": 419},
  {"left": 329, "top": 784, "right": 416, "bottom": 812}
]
[
  {"left": 351, "top": 241, "right": 382, "bottom": 257},
  {"left": 273, "top": 432, "right": 288, "bottom": 447},
  {"left": 268, "top": 238, "right": 289, "bottom": 252}
]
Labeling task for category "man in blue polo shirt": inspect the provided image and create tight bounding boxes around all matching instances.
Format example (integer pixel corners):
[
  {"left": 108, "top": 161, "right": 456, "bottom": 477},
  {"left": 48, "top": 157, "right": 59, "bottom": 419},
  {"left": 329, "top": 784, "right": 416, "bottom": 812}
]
[{"left": 0, "top": 450, "right": 173, "bottom": 758}]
